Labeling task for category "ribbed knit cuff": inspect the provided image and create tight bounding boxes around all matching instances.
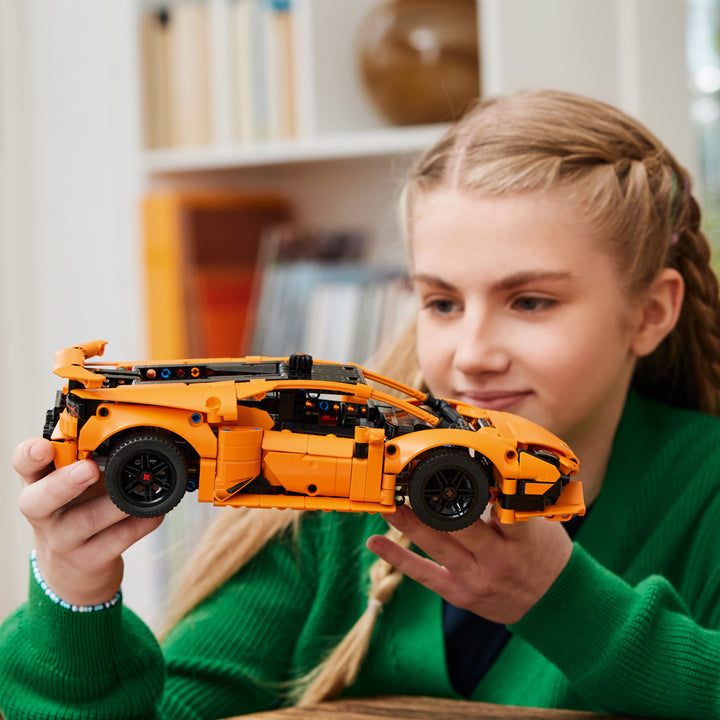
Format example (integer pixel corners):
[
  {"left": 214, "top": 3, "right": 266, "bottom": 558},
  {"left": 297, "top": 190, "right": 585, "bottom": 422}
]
[{"left": 26, "top": 556, "right": 131, "bottom": 678}]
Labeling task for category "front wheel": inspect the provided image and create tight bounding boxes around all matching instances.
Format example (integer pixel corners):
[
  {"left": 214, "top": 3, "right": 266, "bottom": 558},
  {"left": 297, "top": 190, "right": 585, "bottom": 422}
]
[
  {"left": 408, "top": 449, "right": 490, "bottom": 531},
  {"left": 104, "top": 433, "right": 188, "bottom": 518}
]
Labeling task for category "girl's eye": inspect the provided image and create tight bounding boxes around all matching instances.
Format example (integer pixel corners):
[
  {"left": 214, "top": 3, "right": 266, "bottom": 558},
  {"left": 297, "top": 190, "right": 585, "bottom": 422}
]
[
  {"left": 512, "top": 296, "right": 556, "bottom": 312},
  {"left": 423, "top": 297, "right": 461, "bottom": 315}
]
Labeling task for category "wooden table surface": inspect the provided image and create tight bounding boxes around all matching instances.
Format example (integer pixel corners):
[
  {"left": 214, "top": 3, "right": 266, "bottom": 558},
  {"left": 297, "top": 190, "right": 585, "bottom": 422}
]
[{"left": 235, "top": 696, "right": 657, "bottom": 720}]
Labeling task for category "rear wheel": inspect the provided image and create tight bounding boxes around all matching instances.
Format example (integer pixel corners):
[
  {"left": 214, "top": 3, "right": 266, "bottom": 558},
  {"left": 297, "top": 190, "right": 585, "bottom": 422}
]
[
  {"left": 104, "top": 434, "right": 188, "bottom": 518},
  {"left": 408, "top": 449, "right": 490, "bottom": 531}
]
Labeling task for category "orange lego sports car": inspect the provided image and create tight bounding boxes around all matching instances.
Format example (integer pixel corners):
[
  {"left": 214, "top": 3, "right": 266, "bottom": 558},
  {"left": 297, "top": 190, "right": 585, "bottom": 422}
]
[{"left": 44, "top": 341, "right": 584, "bottom": 531}]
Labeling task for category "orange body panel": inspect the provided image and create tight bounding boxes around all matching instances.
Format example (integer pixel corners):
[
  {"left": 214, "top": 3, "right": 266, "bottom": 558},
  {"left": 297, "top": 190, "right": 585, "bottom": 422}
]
[
  {"left": 73, "top": 382, "right": 239, "bottom": 423},
  {"left": 74, "top": 404, "right": 218, "bottom": 459},
  {"left": 198, "top": 457, "right": 217, "bottom": 503},
  {"left": 50, "top": 435, "right": 79, "bottom": 468},
  {"left": 354, "top": 427, "right": 386, "bottom": 502},
  {"left": 383, "top": 427, "right": 517, "bottom": 478},
  {"left": 215, "top": 427, "right": 263, "bottom": 495},
  {"left": 59, "top": 410, "right": 78, "bottom": 438}
]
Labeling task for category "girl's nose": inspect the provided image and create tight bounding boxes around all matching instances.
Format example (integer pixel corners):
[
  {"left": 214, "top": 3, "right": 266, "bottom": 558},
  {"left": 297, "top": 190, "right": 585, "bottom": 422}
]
[{"left": 453, "top": 315, "right": 510, "bottom": 377}]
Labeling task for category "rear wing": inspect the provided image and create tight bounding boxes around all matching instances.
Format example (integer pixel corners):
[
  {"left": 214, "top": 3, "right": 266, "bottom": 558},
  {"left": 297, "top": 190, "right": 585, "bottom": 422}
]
[{"left": 53, "top": 341, "right": 108, "bottom": 388}]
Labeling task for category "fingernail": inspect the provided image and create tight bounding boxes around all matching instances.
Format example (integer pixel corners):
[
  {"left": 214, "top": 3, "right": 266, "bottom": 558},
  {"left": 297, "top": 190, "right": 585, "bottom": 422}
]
[
  {"left": 69, "top": 461, "right": 96, "bottom": 485},
  {"left": 29, "top": 442, "right": 50, "bottom": 462}
]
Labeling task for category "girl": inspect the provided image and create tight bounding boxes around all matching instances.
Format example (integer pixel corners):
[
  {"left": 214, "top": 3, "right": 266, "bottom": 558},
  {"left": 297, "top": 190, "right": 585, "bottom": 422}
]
[{"left": 3, "top": 89, "right": 720, "bottom": 719}]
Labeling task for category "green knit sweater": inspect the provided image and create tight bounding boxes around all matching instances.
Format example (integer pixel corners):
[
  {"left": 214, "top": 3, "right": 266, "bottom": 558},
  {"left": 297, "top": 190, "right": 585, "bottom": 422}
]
[{"left": 2, "top": 391, "right": 720, "bottom": 719}]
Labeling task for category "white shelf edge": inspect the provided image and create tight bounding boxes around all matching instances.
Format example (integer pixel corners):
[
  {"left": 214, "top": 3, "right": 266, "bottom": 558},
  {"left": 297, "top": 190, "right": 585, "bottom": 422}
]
[{"left": 142, "top": 124, "right": 450, "bottom": 174}]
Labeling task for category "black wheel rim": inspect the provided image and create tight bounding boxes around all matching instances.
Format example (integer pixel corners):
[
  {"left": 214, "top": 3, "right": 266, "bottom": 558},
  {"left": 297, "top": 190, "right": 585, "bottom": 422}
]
[
  {"left": 422, "top": 466, "right": 477, "bottom": 521},
  {"left": 118, "top": 450, "right": 177, "bottom": 507}
]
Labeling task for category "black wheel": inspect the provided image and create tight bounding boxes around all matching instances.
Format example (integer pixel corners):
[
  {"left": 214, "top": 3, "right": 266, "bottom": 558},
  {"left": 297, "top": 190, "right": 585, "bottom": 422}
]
[
  {"left": 104, "top": 434, "right": 188, "bottom": 518},
  {"left": 408, "top": 449, "right": 490, "bottom": 531}
]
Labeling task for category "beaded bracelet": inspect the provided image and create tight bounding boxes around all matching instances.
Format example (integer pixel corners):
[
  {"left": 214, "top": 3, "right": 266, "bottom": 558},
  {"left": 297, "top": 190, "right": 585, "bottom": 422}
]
[{"left": 31, "top": 549, "right": 121, "bottom": 612}]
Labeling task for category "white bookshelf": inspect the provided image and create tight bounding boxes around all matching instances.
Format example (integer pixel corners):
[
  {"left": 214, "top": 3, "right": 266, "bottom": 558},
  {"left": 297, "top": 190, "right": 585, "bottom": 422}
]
[
  {"left": 138, "top": 0, "right": 459, "bottom": 268},
  {"left": 138, "top": 0, "right": 694, "bottom": 246},
  {"left": 142, "top": 124, "right": 450, "bottom": 173}
]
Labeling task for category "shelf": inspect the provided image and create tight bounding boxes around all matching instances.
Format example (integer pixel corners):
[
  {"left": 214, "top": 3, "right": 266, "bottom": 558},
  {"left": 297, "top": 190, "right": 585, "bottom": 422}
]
[{"left": 142, "top": 124, "right": 449, "bottom": 174}]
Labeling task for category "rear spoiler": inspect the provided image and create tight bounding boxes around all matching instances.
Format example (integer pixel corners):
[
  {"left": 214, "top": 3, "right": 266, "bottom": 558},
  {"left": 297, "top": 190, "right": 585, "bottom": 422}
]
[{"left": 53, "top": 340, "right": 108, "bottom": 388}]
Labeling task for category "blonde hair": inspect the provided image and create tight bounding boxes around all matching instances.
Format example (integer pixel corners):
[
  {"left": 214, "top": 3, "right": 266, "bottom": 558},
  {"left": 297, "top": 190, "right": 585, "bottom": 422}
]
[
  {"left": 162, "top": 89, "right": 720, "bottom": 706},
  {"left": 403, "top": 89, "right": 720, "bottom": 415}
]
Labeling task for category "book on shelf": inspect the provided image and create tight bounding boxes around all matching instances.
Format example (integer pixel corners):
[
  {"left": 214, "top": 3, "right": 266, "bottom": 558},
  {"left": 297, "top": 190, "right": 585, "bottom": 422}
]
[
  {"left": 229, "top": 0, "right": 297, "bottom": 144},
  {"left": 263, "top": 0, "right": 297, "bottom": 140},
  {"left": 139, "top": 1, "right": 213, "bottom": 149},
  {"left": 141, "top": 0, "right": 298, "bottom": 149},
  {"left": 250, "top": 226, "right": 417, "bottom": 364},
  {"left": 229, "top": 0, "right": 264, "bottom": 144},
  {"left": 168, "top": 0, "right": 212, "bottom": 147},
  {"left": 139, "top": 7, "right": 172, "bottom": 149},
  {"left": 142, "top": 190, "right": 293, "bottom": 360}
]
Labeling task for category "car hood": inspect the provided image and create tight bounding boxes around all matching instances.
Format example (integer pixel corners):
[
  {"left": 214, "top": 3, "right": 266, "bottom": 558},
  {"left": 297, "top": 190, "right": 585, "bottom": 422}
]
[{"left": 455, "top": 401, "right": 576, "bottom": 460}]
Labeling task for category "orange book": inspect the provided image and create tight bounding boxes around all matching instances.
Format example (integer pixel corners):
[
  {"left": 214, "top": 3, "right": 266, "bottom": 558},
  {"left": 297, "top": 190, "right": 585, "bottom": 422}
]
[
  {"left": 192, "top": 266, "right": 256, "bottom": 358},
  {"left": 142, "top": 191, "right": 292, "bottom": 360}
]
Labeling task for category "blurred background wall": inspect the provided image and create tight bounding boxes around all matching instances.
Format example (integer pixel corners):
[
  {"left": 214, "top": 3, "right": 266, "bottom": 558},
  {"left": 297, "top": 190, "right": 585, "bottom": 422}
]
[{"left": 0, "top": 1, "right": 144, "bottom": 618}]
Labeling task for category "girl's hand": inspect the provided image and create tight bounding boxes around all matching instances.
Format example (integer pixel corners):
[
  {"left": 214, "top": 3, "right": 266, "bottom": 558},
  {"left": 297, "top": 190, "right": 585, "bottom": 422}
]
[
  {"left": 14, "top": 437, "right": 163, "bottom": 607},
  {"left": 366, "top": 504, "right": 573, "bottom": 625}
]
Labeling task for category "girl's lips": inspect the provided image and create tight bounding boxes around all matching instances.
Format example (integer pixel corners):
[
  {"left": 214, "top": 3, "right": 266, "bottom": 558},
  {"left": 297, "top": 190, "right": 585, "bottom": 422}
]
[{"left": 458, "top": 391, "right": 532, "bottom": 412}]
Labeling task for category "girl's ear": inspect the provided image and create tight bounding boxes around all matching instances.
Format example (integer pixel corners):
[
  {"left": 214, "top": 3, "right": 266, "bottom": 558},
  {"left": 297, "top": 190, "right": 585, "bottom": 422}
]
[{"left": 631, "top": 268, "right": 685, "bottom": 358}]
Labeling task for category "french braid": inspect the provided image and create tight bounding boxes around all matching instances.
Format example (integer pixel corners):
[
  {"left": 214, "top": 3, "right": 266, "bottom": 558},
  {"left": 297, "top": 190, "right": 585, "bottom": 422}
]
[{"left": 644, "top": 189, "right": 720, "bottom": 415}]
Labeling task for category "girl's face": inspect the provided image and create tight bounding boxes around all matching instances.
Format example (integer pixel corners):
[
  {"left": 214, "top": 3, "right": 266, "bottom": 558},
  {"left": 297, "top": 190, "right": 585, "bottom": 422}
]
[{"left": 410, "top": 188, "right": 644, "bottom": 450}]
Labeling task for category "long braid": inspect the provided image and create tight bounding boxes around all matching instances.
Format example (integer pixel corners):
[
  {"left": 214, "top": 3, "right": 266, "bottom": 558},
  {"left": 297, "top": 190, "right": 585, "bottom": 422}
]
[
  {"left": 293, "top": 526, "right": 411, "bottom": 706},
  {"left": 289, "top": 325, "right": 424, "bottom": 704}
]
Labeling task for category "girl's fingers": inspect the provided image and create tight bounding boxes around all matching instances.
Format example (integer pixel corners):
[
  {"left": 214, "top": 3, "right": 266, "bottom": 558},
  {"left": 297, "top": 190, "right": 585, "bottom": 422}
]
[
  {"left": 18, "top": 460, "right": 100, "bottom": 523},
  {"left": 87, "top": 514, "right": 165, "bottom": 560},
  {"left": 366, "top": 532, "right": 455, "bottom": 595},
  {"left": 369, "top": 503, "right": 574, "bottom": 624},
  {"left": 49, "top": 513, "right": 164, "bottom": 577},
  {"left": 384, "top": 505, "right": 488, "bottom": 573},
  {"left": 46, "top": 491, "right": 135, "bottom": 554},
  {"left": 13, "top": 437, "right": 57, "bottom": 484}
]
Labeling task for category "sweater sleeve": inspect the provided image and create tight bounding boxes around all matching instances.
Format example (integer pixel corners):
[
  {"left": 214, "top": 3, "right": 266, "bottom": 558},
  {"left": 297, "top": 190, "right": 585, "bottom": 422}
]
[
  {"left": 510, "top": 543, "right": 720, "bottom": 720},
  {"left": 0, "top": 570, "right": 165, "bottom": 720},
  {"left": 1, "top": 519, "right": 319, "bottom": 720}
]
